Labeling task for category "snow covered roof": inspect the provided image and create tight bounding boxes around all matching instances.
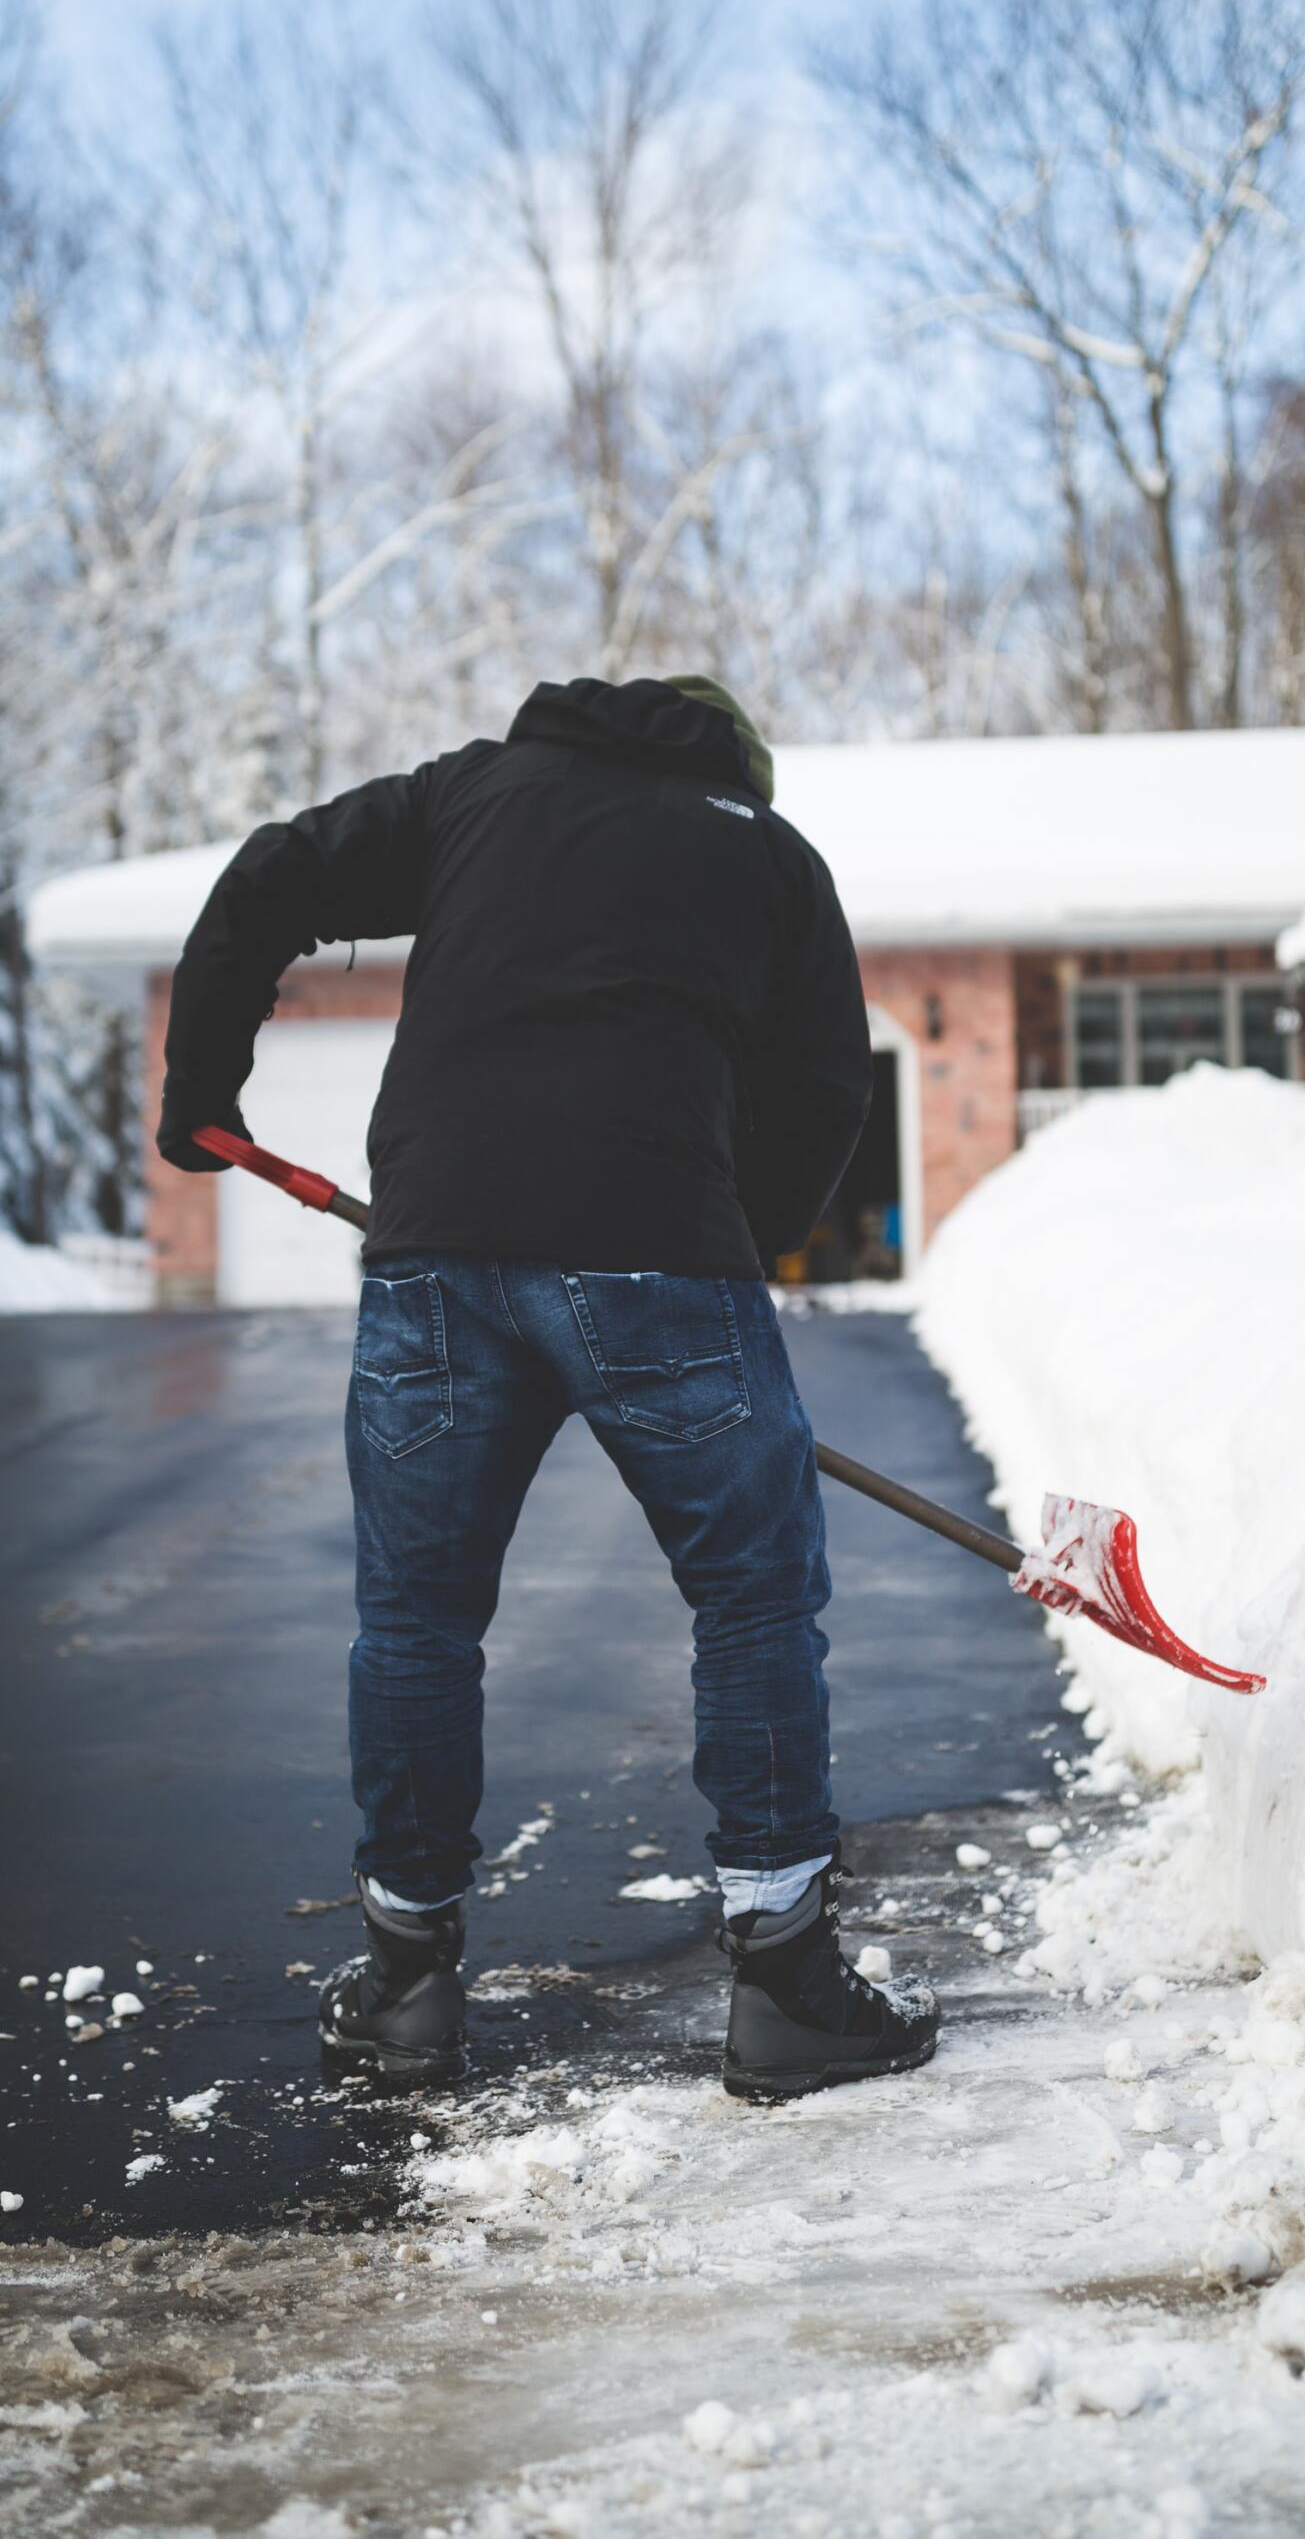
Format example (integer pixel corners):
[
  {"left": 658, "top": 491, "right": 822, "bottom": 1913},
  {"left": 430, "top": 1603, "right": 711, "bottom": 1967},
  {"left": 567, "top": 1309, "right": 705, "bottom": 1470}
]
[
  {"left": 28, "top": 842, "right": 377, "bottom": 981},
  {"left": 30, "top": 843, "right": 238, "bottom": 968},
  {"left": 780, "top": 728, "right": 1304, "bottom": 949},
  {"left": 27, "top": 727, "right": 1305, "bottom": 972}
]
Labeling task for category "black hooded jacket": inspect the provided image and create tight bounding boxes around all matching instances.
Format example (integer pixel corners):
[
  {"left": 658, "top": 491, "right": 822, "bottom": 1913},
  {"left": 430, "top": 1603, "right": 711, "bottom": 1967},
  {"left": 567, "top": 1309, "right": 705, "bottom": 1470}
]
[{"left": 158, "top": 677, "right": 873, "bottom": 1276}]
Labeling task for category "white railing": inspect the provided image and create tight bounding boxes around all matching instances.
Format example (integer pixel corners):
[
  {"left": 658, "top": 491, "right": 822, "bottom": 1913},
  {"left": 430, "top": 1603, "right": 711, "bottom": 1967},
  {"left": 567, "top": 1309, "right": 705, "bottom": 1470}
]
[
  {"left": 58, "top": 1233, "right": 156, "bottom": 1306},
  {"left": 1017, "top": 1087, "right": 1095, "bottom": 1141}
]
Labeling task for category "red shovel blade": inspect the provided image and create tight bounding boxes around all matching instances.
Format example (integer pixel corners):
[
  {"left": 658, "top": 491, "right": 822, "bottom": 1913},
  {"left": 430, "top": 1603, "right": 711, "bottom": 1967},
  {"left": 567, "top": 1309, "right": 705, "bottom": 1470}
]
[
  {"left": 1012, "top": 1493, "right": 1265, "bottom": 1694},
  {"left": 191, "top": 1126, "right": 340, "bottom": 1215}
]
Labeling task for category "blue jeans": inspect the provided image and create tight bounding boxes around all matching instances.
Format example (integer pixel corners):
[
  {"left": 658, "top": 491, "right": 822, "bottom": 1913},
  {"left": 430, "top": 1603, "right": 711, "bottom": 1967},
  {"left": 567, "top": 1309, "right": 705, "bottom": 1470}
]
[{"left": 346, "top": 1256, "right": 838, "bottom": 1906}]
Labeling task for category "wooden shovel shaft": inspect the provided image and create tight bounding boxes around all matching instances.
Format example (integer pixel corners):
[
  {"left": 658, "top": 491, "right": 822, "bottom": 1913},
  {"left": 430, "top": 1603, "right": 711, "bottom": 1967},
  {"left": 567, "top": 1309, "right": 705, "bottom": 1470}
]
[
  {"left": 813, "top": 1441, "right": 1023, "bottom": 1574},
  {"left": 326, "top": 1189, "right": 371, "bottom": 1234}
]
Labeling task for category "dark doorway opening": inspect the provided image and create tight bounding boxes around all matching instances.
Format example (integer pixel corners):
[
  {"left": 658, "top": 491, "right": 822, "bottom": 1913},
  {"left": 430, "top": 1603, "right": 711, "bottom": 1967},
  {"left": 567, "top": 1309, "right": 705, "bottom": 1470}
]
[{"left": 775, "top": 1052, "right": 903, "bottom": 1285}]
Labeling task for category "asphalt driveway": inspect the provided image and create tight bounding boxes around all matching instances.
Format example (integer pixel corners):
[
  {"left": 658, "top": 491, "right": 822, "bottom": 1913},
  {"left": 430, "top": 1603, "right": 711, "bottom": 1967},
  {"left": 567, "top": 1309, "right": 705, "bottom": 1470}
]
[{"left": 0, "top": 1302, "right": 1073, "bottom": 2235}]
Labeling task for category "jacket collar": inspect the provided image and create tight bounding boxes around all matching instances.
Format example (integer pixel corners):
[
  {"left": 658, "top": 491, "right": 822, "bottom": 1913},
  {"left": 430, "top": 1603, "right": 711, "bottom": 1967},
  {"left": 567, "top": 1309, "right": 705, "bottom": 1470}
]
[{"left": 508, "top": 677, "right": 759, "bottom": 793}]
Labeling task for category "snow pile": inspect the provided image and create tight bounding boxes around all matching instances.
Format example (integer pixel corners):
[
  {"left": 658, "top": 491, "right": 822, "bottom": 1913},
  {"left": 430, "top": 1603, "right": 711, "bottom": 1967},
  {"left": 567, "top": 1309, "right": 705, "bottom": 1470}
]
[
  {"left": 410, "top": 2085, "right": 697, "bottom": 2227},
  {"left": 1027, "top": 1781, "right": 1255, "bottom": 2003},
  {"left": 393, "top": 1984, "right": 1305, "bottom": 2535},
  {"left": 0, "top": 1229, "right": 121, "bottom": 1312},
  {"left": 1186, "top": 1952, "right": 1305, "bottom": 2284},
  {"left": 918, "top": 1066, "right": 1305, "bottom": 1973}
]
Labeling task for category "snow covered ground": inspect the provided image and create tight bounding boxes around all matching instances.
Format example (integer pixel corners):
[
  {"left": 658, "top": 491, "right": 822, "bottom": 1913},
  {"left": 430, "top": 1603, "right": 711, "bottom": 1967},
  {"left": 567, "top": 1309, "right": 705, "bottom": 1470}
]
[
  {"left": 0, "top": 1229, "right": 124, "bottom": 1312},
  {"left": 5, "top": 1813, "right": 1305, "bottom": 2537}
]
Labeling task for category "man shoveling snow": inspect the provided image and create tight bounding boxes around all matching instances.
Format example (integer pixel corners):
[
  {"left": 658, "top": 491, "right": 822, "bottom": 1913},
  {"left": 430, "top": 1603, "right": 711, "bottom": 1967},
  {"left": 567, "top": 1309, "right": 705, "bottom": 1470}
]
[{"left": 157, "top": 673, "right": 940, "bottom": 2097}]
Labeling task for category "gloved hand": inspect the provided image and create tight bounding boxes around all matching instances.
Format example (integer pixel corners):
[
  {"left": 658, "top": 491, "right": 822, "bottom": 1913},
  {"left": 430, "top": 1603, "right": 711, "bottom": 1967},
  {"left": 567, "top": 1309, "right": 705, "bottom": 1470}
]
[{"left": 157, "top": 1096, "right": 252, "bottom": 1173}]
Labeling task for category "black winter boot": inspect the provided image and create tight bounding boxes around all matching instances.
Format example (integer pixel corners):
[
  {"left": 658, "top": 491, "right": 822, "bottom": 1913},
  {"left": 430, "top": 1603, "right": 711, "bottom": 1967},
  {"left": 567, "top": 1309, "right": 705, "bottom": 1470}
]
[
  {"left": 720, "top": 1854, "right": 940, "bottom": 2101},
  {"left": 319, "top": 1879, "right": 467, "bottom": 2083}
]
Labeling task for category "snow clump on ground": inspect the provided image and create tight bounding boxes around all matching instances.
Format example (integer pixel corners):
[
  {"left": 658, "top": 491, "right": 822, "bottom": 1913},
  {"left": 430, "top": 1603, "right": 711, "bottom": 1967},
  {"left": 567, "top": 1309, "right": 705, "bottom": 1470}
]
[
  {"left": 618, "top": 1873, "right": 710, "bottom": 1904},
  {"left": 166, "top": 2084, "right": 224, "bottom": 2129}
]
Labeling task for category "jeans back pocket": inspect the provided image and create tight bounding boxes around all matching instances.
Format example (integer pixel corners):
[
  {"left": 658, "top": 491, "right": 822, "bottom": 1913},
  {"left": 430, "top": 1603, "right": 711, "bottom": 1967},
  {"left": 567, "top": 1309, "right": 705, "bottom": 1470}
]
[
  {"left": 563, "top": 1272, "right": 750, "bottom": 1442},
  {"left": 354, "top": 1271, "right": 453, "bottom": 1458}
]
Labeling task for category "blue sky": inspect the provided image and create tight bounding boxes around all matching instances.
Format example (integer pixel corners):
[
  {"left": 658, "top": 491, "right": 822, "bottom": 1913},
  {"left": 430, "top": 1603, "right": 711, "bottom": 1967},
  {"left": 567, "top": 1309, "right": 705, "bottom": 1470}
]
[
  {"left": 37, "top": 0, "right": 906, "bottom": 402},
  {"left": 34, "top": 0, "right": 1043, "bottom": 575},
  {"left": 44, "top": 0, "right": 810, "bottom": 132}
]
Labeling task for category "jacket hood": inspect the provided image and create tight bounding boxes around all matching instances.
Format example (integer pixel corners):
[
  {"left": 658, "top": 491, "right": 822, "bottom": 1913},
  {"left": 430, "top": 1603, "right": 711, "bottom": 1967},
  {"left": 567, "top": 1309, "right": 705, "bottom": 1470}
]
[{"left": 508, "top": 677, "right": 760, "bottom": 795}]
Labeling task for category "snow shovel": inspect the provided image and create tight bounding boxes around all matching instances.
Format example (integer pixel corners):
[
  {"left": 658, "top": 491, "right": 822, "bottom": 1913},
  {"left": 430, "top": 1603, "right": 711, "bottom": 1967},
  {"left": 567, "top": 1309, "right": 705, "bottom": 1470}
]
[{"left": 193, "top": 1126, "right": 1265, "bottom": 1697}]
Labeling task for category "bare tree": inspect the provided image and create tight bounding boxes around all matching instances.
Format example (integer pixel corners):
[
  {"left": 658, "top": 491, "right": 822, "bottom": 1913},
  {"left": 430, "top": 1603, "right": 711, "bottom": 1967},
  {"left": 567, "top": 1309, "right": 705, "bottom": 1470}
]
[
  {"left": 417, "top": 0, "right": 760, "bottom": 677},
  {"left": 155, "top": 2, "right": 382, "bottom": 798},
  {"left": 632, "top": 330, "right": 827, "bottom": 722},
  {"left": 1041, "top": 371, "right": 1109, "bottom": 732},
  {"left": 812, "top": 0, "right": 1305, "bottom": 728},
  {"left": 0, "top": 3, "right": 163, "bottom": 1237},
  {"left": 155, "top": 3, "right": 528, "bottom": 804},
  {"left": 329, "top": 353, "right": 550, "bottom": 763},
  {"left": 1247, "top": 375, "right": 1305, "bottom": 721}
]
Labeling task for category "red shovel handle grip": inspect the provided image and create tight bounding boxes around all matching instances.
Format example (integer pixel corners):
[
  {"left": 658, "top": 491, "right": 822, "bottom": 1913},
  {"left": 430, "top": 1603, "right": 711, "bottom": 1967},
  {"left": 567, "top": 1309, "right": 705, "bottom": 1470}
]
[{"left": 192, "top": 1125, "right": 342, "bottom": 1215}]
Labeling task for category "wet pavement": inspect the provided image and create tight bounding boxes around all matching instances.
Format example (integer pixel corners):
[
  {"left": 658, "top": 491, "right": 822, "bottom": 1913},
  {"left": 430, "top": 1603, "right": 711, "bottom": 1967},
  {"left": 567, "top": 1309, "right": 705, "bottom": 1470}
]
[{"left": 0, "top": 1303, "right": 1076, "bottom": 2238}]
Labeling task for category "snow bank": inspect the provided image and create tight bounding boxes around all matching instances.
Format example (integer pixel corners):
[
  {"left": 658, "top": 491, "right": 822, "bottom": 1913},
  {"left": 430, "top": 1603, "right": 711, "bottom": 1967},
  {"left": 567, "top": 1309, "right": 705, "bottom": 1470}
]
[
  {"left": 0, "top": 1229, "right": 121, "bottom": 1312},
  {"left": 917, "top": 1066, "right": 1305, "bottom": 1969}
]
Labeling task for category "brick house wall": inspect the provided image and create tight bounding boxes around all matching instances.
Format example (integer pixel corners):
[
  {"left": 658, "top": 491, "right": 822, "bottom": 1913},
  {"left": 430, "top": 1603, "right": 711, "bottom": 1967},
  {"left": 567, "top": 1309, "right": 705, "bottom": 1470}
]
[
  {"left": 144, "top": 974, "right": 216, "bottom": 1304},
  {"left": 1014, "top": 942, "right": 1285, "bottom": 1088},
  {"left": 859, "top": 947, "right": 1018, "bottom": 1241}
]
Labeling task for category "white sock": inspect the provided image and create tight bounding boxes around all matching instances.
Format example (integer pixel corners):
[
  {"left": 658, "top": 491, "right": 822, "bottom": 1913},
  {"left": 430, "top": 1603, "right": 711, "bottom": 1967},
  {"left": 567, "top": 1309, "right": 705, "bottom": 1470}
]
[
  {"left": 717, "top": 1855, "right": 832, "bottom": 1921},
  {"left": 366, "top": 1876, "right": 462, "bottom": 1914}
]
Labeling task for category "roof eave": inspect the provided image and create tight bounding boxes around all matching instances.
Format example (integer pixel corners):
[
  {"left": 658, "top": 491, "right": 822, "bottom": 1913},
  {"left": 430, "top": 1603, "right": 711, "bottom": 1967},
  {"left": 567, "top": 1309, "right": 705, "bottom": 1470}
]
[
  {"left": 855, "top": 907, "right": 1299, "bottom": 952},
  {"left": 37, "top": 909, "right": 1298, "bottom": 974}
]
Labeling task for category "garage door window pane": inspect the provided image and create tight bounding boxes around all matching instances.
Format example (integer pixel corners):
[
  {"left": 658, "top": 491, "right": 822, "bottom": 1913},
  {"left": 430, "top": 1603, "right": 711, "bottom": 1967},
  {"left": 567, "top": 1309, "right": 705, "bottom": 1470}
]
[
  {"left": 1076, "top": 988, "right": 1124, "bottom": 1086},
  {"left": 1137, "top": 985, "right": 1224, "bottom": 1085},
  {"left": 1240, "top": 985, "right": 1292, "bottom": 1078}
]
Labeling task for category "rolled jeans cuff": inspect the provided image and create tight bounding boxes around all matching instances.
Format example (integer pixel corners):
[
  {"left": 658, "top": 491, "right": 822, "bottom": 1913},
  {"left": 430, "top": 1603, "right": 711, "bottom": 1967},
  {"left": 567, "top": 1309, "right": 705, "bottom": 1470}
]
[
  {"left": 366, "top": 1877, "right": 464, "bottom": 1914},
  {"left": 718, "top": 1854, "right": 832, "bottom": 1921}
]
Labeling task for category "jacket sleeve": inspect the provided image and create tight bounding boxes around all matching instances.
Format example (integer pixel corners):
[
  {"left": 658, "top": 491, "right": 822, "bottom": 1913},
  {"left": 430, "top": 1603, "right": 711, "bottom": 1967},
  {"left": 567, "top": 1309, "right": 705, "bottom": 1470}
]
[
  {"left": 735, "top": 841, "right": 873, "bottom": 1261},
  {"left": 157, "top": 765, "right": 436, "bottom": 1166}
]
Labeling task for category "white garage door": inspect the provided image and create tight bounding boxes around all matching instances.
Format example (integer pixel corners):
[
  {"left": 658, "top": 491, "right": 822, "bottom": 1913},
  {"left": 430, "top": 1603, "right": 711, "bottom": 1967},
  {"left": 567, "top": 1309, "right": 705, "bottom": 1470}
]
[{"left": 217, "top": 1020, "right": 396, "bottom": 1306}]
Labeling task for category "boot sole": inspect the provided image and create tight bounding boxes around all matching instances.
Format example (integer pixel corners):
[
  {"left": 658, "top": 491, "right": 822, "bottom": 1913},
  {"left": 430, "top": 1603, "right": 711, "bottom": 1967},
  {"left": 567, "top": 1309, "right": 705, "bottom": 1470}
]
[
  {"left": 318, "top": 2019, "right": 467, "bottom": 2085},
  {"left": 721, "top": 2030, "right": 938, "bottom": 2103}
]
